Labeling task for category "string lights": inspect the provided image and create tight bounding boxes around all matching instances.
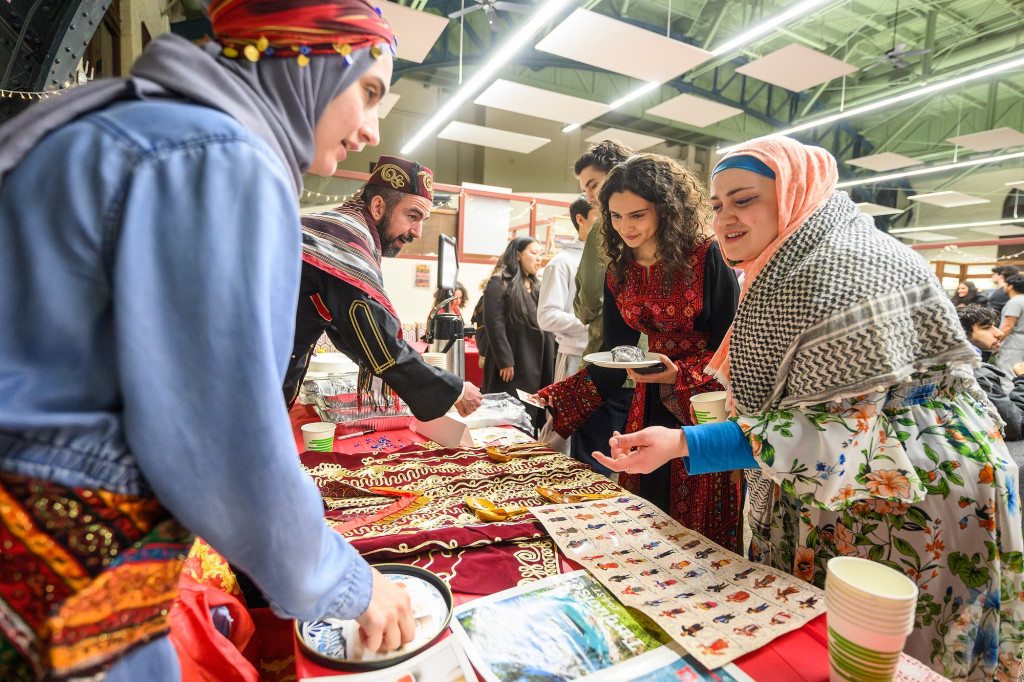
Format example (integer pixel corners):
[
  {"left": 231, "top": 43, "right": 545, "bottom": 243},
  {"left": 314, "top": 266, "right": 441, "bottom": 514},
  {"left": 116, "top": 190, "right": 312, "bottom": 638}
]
[
  {"left": 0, "top": 86, "right": 72, "bottom": 100},
  {"left": 928, "top": 243, "right": 1024, "bottom": 263},
  {"left": 300, "top": 187, "right": 465, "bottom": 210}
]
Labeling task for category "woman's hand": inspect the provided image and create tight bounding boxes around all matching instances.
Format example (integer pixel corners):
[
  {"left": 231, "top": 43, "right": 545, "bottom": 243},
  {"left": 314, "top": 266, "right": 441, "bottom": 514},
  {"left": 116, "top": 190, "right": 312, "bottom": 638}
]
[
  {"left": 499, "top": 366, "right": 514, "bottom": 382},
  {"left": 592, "top": 427, "right": 687, "bottom": 474},
  {"left": 626, "top": 353, "right": 678, "bottom": 384}
]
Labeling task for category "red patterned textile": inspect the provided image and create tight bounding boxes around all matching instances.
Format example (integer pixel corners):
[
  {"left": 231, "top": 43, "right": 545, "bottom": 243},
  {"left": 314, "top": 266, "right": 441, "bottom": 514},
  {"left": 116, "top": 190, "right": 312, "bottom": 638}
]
[
  {"left": 537, "top": 368, "right": 603, "bottom": 438},
  {"left": 207, "top": 0, "right": 395, "bottom": 58},
  {"left": 0, "top": 472, "right": 193, "bottom": 680},
  {"left": 299, "top": 443, "right": 624, "bottom": 594}
]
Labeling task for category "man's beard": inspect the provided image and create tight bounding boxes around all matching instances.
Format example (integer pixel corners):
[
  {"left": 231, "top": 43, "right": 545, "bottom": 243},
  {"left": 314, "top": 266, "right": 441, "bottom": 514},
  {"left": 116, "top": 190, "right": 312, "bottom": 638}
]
[{"left": 376, "top": 211, "right": 414, "bottom": 257}]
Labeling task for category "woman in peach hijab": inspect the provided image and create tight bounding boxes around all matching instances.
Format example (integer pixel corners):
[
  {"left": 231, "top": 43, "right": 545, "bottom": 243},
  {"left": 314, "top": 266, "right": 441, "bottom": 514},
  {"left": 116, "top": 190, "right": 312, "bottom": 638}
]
[{"left": 596, "top": 136, "right": 1023, "bottom": 680}]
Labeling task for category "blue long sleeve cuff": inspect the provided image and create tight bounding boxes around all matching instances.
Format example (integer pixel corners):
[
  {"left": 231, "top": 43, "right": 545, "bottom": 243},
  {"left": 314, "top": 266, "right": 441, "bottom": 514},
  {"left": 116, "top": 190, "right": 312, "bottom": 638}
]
[{"left": 682, "top": 420, "right": 756, "bottom": 474}]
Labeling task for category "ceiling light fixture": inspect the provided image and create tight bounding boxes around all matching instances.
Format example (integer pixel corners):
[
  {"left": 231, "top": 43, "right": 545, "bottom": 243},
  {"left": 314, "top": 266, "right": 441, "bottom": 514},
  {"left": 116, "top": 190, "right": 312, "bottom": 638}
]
[
  {"left": 560, "top": 80, "right": 659, "bottom": 135},
  {"left": 717, "top": 53, "right": 1024, "bottom": 155},
  {"left": 400, "top": 0, "right": 575, "bottom": 155},
  {"left": 709, "top": 0, "right": 839, "bottom": 56},
  {"left": 890, "top": 218, "right": 1024, "bottom": 235},
  {"left": 835, "top": 150, "right": 1024, "bottom": 189}
]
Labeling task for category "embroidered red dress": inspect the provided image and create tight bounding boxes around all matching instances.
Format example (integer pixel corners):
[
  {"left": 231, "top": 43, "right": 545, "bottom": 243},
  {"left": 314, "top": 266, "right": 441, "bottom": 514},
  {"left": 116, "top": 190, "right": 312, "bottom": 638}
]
[{"left": 540, "top": 239, "right": 743, "bottom": 551}]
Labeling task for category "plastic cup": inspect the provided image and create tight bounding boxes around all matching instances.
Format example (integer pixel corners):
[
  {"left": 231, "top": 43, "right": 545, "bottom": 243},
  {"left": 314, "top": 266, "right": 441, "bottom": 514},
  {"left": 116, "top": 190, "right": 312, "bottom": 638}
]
[
  {"left": 825, "top": 557, "right": 918, "bottom": 682},
  {"left": 301, "top": 422, "right": 337, "bottom": 452},
  {"left": 691, "top": 391, "right": 727, "bottom": 424}
]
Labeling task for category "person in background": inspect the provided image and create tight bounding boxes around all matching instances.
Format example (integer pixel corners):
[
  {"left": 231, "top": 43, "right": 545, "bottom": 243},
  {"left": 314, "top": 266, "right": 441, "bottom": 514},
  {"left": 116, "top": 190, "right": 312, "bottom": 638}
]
[
  {"left": 593, "top": 136, "right": 1022, "bottom": 680},
  {"left": 0, "top": 1, "right": 419, "bottom": 678},
  {"left": 949, "top": 280, "right": 983, "bottom": 307},
  {"left": 571, "top": 139, "right": 635, "bottom": 472},
  {"left": 482, "top": 236, "right": 555, "bottom": 433},
  {"left": 536, "top": 195, "right": 595, "bottom": 455},
  {"left": 282, "top": 155, "right": 482, "bottom": 419},
  {"left": 540, "top": 154, "right": 741, "bottom": 550},
  {"left": 996, "top": 274, "right": 1024, "bottom": 377},
  {"left": 988, "top": 264, "right": 1019, "bottom": 315},
  {"left": 957, "top": 304, "right": 1024, "bottom": 440}
]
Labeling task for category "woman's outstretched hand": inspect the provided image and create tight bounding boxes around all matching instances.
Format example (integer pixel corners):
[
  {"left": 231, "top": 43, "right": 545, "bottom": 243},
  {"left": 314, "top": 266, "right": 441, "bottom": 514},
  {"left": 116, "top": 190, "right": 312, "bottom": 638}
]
[
  {"left": 593, "top": 427, "right": 687, "bottom": 475},
  {"left": 626, "top": 353, "right": 678, "bottom": 384},
  {"left": 499, "top": 366, "right": 514, "bottom": 382}
]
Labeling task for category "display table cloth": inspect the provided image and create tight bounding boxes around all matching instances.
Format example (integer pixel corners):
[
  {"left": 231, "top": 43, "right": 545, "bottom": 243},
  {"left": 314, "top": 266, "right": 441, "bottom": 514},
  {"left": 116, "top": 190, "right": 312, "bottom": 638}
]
[{"left": 299, "top": 441, "right": 622, "bottom": 595}]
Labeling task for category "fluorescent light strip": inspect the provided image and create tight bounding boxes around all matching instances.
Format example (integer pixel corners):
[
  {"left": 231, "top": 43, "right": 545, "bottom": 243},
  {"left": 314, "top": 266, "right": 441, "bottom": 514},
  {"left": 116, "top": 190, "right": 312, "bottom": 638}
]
[
  {"left": 891, "top": 219, "right": 1023, "bottom": 234},
  {"left": 710, "top": 0, "right": 839, "bottom": 56},
  {"left": 835, "top": 150, "right": 1024, "bottom": 189},
  {"left": 559, "top": 81, "right": 658, "bottom": 135},
  {"left": 717, "top": 53, "right": 1024, "bottom": 155},
  {"left": 400, "top": 0, "right": 575, "bottom": 155},
  {"left": 562, "top": 122, "right": 580, "bottom": 133}
]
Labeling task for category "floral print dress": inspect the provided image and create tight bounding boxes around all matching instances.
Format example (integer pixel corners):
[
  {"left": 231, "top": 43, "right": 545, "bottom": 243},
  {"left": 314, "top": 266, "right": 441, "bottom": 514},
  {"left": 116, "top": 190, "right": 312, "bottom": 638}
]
[{"left": 735, "top": 367, "right": 1023, "bottom": 681}]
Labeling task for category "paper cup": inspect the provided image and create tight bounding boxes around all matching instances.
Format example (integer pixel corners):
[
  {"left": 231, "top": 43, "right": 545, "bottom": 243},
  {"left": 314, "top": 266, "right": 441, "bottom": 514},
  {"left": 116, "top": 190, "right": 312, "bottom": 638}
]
[
  {"left": 301, "top": 422, "right": 337, "bottom": 452},
  {"left": 690, "top": 391, "right": 727, "bottom": 424}
]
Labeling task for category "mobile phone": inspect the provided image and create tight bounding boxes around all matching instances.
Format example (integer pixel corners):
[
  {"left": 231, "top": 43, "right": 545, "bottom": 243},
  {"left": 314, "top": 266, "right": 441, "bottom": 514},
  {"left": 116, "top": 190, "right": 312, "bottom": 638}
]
[{"left": 633, "top": 362, "right": 667, "bottom": 375}]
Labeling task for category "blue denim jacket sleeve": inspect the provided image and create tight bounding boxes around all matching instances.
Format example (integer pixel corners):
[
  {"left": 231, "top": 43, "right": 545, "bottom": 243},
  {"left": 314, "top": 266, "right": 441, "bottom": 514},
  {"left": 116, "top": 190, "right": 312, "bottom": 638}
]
[{"left": 0, "top": 100, "right": 371, "bottom": 621}]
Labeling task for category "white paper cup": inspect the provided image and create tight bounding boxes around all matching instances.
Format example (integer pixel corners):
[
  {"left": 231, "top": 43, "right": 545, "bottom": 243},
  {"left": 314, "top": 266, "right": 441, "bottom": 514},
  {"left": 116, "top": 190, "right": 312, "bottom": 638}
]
[
  {"left": 690, "top": 390, "right": 727, "bottom": 424},
  {"left": 301, "top": 422, "right": 337, "bottom": 452},
  {"left": 422, "top": 352, "right": 447, "bottom": 369}
]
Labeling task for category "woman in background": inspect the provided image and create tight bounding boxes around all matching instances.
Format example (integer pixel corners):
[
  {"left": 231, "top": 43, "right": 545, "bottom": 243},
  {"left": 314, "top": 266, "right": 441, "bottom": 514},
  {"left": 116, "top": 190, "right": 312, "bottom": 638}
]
[
  {"left": 595, "top": 137, "right": 1023, "bottom": 681},
  {"left": 539, "top": 154, "right": 742, "bottom": 551},
  {"left": 950, "top": 280, "right": 983, "bottom": 307},
  {"left": 482, "top": 237, "right": 555, "bottom": 432}
]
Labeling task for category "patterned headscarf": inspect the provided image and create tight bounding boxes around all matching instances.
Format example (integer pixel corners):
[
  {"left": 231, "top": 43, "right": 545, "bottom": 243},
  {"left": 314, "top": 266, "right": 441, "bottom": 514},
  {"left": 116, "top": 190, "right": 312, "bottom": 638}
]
[{"left": 705, "top": 136, "right": 838, "bottom": 387}]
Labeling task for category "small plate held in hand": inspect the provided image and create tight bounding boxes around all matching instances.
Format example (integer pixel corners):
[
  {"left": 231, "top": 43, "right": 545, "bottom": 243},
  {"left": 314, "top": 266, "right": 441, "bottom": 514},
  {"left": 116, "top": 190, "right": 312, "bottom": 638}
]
[{"left": 583, "top": 351, "right": 662, "bottom": 370}]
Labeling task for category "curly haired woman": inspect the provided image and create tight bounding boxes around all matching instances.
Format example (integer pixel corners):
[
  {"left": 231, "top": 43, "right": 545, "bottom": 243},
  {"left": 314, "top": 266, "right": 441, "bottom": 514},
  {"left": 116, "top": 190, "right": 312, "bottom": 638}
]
[{"left": 539, "top": 153, "right": 742, "bottom": 550}]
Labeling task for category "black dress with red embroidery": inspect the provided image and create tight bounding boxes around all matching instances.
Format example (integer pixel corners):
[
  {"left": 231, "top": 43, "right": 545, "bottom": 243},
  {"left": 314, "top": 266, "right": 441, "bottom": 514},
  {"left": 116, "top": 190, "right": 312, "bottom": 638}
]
[{"left": 539, "top": 238, "right": 742, "bottom": 550}]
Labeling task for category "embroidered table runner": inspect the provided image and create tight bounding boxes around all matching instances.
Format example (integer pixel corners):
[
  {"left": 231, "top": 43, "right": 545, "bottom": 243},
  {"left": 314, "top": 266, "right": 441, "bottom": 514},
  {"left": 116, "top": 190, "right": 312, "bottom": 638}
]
[{"left": 299, "top": 442, "right": 623, "bottom": 594}]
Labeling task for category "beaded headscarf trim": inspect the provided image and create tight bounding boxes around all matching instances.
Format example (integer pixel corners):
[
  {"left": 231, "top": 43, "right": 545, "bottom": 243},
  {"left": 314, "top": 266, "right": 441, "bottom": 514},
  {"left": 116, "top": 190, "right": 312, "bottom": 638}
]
[{"left": 207, "top": 0, "right": 396, "bottom": 66}]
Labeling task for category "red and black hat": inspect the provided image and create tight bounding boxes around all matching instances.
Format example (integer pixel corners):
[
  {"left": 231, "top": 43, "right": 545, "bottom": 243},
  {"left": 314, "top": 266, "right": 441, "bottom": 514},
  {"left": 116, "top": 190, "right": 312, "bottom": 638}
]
[{"left": 367, "top": 155, "right": 434, "bottom": 201}]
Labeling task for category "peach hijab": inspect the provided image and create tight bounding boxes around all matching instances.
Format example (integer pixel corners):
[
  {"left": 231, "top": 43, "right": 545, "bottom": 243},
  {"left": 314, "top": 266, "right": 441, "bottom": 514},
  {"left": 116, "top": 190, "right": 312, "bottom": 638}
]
[{"left": 705, "top": 136, "right": 839, "bottom": 387}]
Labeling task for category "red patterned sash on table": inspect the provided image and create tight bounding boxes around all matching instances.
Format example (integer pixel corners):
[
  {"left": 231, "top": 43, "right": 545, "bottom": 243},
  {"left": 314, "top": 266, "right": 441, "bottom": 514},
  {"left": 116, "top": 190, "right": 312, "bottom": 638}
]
[{"left": 0, "top": 472, "right": 192, "bottom": 681}]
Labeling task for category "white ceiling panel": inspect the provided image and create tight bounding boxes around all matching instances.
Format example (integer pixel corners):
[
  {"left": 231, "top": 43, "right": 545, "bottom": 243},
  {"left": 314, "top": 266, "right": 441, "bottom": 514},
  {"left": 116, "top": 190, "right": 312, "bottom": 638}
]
[
  {"left": 947, "top": 127, "right": 1024, "bottom": 152},
  {"left": 378, "top": 92, "right": 400, "bottom": 119},
  {"left": 857, "top": 202, "right": 904, "bottom": 216},
  {"left": 1005, "top": 181, "right": 1024, "bottom": 190},
  {"left": 908, "top": 191, "right": 990, "bottom": 207},
  {"left": 972, "top": 224, "right": 1024, "bottom": 236},
  {"left": 734, "top": 43, "right": 858, "bottom": 92},
  {"left": 475, "top": 79, "right": 610, "bottom": 124},
  {"left": 647, "top": 94, "right": 744, "bottom": 128},
  {"left": 535, "top": 9, "right": 713, "bottom": 83},
  {"left": 437, "top": 121, "right": 550, "bottom": 153},
  {"left": 372, "top": 1, "right": 448, "bottom": 64},
  {"left": 847, "top": 152, "right": 923, "bottom": 172},
  {"left": 896, "top": 231, "right": 958, "bottom": 241},
  {"left": 585, "top": 127, "right": 664, "bottom": 151}
]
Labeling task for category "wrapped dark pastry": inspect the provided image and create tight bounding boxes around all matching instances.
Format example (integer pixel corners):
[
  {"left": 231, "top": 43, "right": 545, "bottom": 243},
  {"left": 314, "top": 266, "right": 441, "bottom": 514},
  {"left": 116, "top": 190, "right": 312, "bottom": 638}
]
[{"left": 610, "top": 345, "right": 646, "bottom": 363}]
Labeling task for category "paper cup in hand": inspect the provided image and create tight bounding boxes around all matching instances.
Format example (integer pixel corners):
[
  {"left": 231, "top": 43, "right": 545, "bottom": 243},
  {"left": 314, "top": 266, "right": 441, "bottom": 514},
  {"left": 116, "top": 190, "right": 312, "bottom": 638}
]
[
  {"left": 690, "top": 391, "right": 727, "bottom": 424},
  {"left": 301, "top": 422, "right": 337, "bottom": 452},
  {"left": 825, "top": 557, "right": 918, "bottom": 682}
]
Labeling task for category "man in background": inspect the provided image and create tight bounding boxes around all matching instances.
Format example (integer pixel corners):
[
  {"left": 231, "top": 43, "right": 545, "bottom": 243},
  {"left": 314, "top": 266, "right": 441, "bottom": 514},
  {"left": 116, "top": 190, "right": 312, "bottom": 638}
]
[
  {"left": 958, "top": 304, "right": 1024, "bottom": 440},
  {"left": 988, "top": 264, "right": 1019, "bottom": 315},
  {"left": 283, "top": 155, "right": 482, "bottom": 420},
  {"left": 571, "top": 140, "right": 635, "bottom": 474},
  {"left": 537, "top": 195, "right": 595, "bottom": 453}
]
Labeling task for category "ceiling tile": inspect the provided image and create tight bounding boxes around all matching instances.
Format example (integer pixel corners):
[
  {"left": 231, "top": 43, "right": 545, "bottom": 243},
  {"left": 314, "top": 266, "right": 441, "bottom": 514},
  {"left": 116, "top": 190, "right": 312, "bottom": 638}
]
[
  {"left": 895, "top": 231, "right": 957, "bottom": 241},
  {"left": 437, "top": 121, "right": 550, "bottom": 153},
  {"left": 856, "top": 202, "right": 904, "bottom": 216},
  {"left": 846, "top": 152, "right": 923, "bottom": 172},
  {"left": 535, "top": 9, "right": 713, "bottom": 83},
  {"left": 908, "top": 191, "right": 990, "bottom": 208},
  {"left": 584, "top": 128, "right": 664, "bottom": 151},
  {"left": 947, "top": 127, "right": 1024, "bottom": 152},
  {"left": 734, "top": 43, "right": 858, "bottom": 92},
  {"left": 972, "top": 224, "right": 1024, "bottom": 236},
  {"left": 647, "top": 94, "right": 744, "bottom": 128},
  {"left": 475, "top": 79, "right": 610, "bottom": 125},
  {"left": 372, "top": 1, "right": 448, "bottom": 64},
  {"left": 378, "top": 92, "right": 400, "bottom": 119}
]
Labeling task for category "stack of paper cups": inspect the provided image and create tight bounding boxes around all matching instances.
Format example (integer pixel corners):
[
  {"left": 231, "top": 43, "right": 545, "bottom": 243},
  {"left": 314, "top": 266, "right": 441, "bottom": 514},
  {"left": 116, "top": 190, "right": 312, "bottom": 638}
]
[
  {"left": 690, "top": 390, "right": 727, "bottom": 424},
  {"left": 825, "top": 557, "right": 918, "bottom": 682},
  {"left": 422, "top": 352, "right": 448, "bottom": 369},
  {"left": 300, "top": 422, "right": 337, "bottom": 452}
]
